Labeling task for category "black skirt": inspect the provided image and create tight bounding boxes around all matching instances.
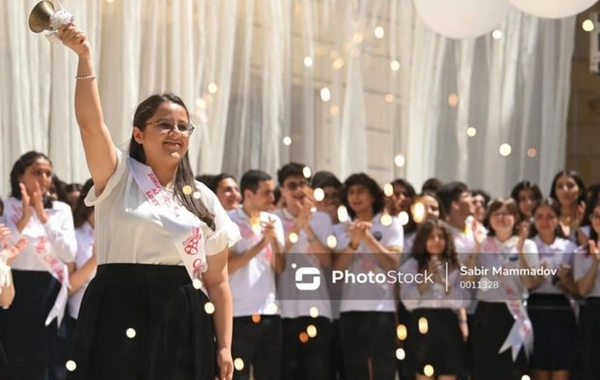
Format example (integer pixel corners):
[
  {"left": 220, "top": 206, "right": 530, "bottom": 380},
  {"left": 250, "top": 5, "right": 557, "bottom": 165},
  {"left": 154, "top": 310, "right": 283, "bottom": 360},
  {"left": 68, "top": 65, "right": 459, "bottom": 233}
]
[
  {"left": 579, "top": 297, "right": 600, "bottom": 380},
  {"left": 405, "top": 308, "right": 465, "bottom": 376},
  {"left": 65, "top": 264, "right": 217, "bottom": 380},
  {"left": 527, "top": 293, "right": 576, "bottom": 371},
  {"left": 471, "top": 301, "right": 529, "bottom": 380},
  {"left": 0, "top": 270, "right": 62, "bottom": 380}
]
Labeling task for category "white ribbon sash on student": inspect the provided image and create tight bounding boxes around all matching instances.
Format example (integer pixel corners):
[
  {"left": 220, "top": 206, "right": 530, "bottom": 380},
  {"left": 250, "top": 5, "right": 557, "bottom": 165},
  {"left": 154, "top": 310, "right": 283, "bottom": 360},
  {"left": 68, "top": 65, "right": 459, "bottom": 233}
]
[
  {"left": 483, "top": 236, "right": 534, "bottom": 361},
  {"left": 128, "top": 158, "right": 208, "bottom": 282},
  {"left": 4, "top": 198, "right": 70, "bottom": 327}
]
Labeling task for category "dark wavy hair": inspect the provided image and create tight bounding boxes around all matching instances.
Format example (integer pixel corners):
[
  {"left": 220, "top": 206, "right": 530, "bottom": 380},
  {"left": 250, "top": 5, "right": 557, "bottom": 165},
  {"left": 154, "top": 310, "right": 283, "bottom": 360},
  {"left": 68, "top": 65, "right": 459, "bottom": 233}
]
[
  {"left": 549, "top": 170, "right": 586, "bottom": 206},
  {"left": 130, "top": 93, "right": 214, "bottom": 229},
  {"left": 510, "top": 181, "right": 543, "bottom": 219},
  {"left": 10, "top": 151, "right": 53, "bottom": 209},
  {"left": 73, "top": 179, "right": 95, "bottom": 228},
  {"left": 530, "top": 198, "right": 567, "bottom": 239},
  {"left": 340, "top": 173, "right": 385, "bottom": 220},
  {"left": 411, "top": 218, "right": 458, "bottom": 272}
]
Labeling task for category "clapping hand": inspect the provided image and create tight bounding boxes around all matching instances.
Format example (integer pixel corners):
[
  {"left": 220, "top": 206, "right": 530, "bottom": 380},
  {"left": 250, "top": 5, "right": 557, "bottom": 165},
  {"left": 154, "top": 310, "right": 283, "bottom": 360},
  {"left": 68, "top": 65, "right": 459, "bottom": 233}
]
[
  {"left": 589, "top": 240, "right": 600, "bottom": 261},
  {"left": 262, "top": 218, "right": 277, "bottom": 244},
  {"left": 2, "top": 238, "right": 27, "bottom": 265}
]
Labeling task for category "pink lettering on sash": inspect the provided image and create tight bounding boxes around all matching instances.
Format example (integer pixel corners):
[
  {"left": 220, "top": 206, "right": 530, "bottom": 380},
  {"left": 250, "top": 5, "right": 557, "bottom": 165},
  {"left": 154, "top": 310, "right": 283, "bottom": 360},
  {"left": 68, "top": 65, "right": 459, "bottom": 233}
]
[
  {"left": 35, "top": 237, "right": 66, "bottom": 285},
  {"left": 183, "top": 226, "right": 201, "bottom": 255}
]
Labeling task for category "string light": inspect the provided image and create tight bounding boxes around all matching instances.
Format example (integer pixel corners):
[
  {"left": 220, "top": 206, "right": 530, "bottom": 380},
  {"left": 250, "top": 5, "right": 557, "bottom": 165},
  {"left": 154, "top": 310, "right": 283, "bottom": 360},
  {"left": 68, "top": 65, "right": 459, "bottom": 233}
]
[
  {"left": 390, "top": 60, "right": 400, "bottom": 71},
  {"left": 208, "top": 83, "right": 218, "bottom": 94},
  {"left": 492, "top": 30, "right": 503, "bottom": 39},
  {"left": 466, "top": 127, "right": 477, "bottom": 137},
  {"left": 126, "top": 328, "right": 136, "bottom": 338},
  {"left": 320, "top": 87, "right": 331, "bottom": 102},
  {"left": 583, "top": 19, "right": 594, "bottom": 32},
  {"left": 394, "top": 154, "right": 405, "bottom": 168},
  {"left": 66, "top": 360, "right": 77, "bottom": 371},
  {"left": 283, "top": 136, "right": 292, "bottom": 145},
  {"left": 499, "top": 143, "right": 512, "bottom": 157},
  {"left": 374, "top": 26, "right": 385, "bottom": 39},
  {"left": 304, "top": 56, "right": 314, "bottom": 67}
]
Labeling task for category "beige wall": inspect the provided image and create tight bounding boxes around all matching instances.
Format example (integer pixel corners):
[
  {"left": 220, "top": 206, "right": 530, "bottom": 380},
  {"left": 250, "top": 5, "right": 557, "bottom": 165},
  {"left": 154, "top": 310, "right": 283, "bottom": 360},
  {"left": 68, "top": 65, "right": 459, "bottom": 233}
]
[{"left": 568, "top": 4, "right": 600, "bottom": 186}]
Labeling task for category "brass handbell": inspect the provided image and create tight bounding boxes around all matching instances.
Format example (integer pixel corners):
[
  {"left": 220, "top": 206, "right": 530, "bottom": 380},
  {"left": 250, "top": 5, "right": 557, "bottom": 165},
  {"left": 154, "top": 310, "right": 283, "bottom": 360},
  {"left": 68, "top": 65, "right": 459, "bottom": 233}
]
[{"left": 28, "top": 1, "right": 56, "bottom": 33}]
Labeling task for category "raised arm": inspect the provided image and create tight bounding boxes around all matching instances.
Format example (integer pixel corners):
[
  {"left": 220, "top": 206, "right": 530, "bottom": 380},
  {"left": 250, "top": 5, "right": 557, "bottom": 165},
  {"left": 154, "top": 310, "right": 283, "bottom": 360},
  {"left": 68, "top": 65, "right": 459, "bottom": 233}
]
[{"left": 58, "top": 24, "right": 117, "bottom": 195}]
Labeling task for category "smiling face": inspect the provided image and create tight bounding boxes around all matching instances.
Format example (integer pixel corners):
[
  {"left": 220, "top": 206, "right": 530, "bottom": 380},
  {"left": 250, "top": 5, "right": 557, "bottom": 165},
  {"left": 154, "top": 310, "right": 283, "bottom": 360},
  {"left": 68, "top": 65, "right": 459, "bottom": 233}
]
[
  {"left": 133, "top": 101, "right": 191, "bottom": 168},
  {"left": 426, "top": 227, "right": 446, "bottom": 255},
  {"left": 533, "top": 204, "right": 558, "bottom": 236},
  {"left": 554, "top": 175, "right": 581, "bottom": 208},
  {"left": 216, "top": 177, "right": 241, "bottom": 211},
  {"left": 346, "top": 184, "right": 375, "bottom": 216}
]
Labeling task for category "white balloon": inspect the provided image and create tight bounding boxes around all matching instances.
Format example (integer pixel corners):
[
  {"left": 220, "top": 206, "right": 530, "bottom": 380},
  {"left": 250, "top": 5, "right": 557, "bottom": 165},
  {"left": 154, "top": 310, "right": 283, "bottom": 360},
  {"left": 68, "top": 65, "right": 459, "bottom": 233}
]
[
  {"left": 508, "top": 0, "right": 598, "bottom": 19},
  {"left": 413, "top": 0, "right": 511, "bottom": 39}
]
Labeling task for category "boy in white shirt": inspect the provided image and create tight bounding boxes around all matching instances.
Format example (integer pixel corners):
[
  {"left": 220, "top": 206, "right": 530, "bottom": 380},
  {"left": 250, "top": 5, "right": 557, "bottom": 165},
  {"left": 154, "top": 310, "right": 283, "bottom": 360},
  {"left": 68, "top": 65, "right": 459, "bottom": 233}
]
[{"left": 227, "top": 170, "right": 285, "bottom": 380}]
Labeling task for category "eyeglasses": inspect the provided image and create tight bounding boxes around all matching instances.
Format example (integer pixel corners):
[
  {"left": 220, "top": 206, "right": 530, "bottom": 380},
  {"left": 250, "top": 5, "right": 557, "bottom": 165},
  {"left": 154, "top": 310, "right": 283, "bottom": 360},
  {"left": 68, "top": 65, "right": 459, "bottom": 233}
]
[
  {"left": 146, "top": 120, "right": 195, "bottom": 136},
  {"left": 285, "top": 180, "right": 307, "bottom": 191}
]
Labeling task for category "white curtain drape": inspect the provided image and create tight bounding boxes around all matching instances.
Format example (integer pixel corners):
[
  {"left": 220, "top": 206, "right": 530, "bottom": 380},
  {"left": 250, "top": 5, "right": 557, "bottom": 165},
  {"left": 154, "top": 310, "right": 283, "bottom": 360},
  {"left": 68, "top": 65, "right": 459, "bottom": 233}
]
[{"left": 0, "top": 0, "right": 575, "bottom": 199}]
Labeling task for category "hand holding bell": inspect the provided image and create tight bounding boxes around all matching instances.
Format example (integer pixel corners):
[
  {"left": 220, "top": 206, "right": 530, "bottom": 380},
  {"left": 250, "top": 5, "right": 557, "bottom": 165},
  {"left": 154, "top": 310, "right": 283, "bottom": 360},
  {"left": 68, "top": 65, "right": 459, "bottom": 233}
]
[{"left": 28, "top": 0, "right": 74, "bottom": 42}]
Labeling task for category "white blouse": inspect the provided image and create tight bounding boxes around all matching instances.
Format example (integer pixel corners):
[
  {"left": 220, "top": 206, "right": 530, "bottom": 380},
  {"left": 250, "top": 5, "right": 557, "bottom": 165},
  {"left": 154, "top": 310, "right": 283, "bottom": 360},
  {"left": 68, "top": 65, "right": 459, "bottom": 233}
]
[
  {"left": 85, "top": 150, "right": 240, "bottom": 265},
  {"left": 1, "top": 197, "right": 76, "bottom": 272},
  {"left": 68, "top": 221, "right": 96, "bottom": 319},
  {"left": 531, "top": 235, "right": 576, "bottom": 295}
]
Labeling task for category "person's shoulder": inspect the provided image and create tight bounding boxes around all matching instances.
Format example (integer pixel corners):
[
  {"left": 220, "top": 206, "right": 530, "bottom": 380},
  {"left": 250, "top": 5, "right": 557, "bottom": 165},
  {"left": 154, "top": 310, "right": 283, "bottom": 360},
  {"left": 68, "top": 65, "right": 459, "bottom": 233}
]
[
  {"left": 312, "top": 211, "right": 332, "bottom": 224},
  {"left": 52, "top": 200, "right": 72, "bottom": 212}
]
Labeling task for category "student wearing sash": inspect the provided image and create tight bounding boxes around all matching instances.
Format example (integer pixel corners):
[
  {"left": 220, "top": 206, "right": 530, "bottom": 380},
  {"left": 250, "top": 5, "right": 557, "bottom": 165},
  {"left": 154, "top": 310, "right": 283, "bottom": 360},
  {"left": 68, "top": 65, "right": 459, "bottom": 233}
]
[
  {"left": 549, "top": 171, "right": 586, "bottom": 242},
  {"left": 274, "top": 163, "right": 334, "bottom": 380},
  {"left": 463, "top": 198, "right": 539, "bottom": 380},
  {"left": 527, "top": 198, "right": 578, "bottom": 380},
  {"left": 227, "top": 170, "right": 285, "bottom": 380},
  {"left": 0, "top": 151, "right": 77, "bottom": 380},
  {"left": 0, "top": 225, "right": 27, "bottom": 310},
  {"left": 212, "top": 173, "right": 242, "bottom": 212},
  {"left": 400, "top": 218, "right": 469, "bottom": 380},
  {"left": 574, "top": 200, "right": 600, "bottom": 380},
  {"left": 59, "top": 24, "right": 240, "bottom": 380},
  {"left": 333, "top": 173, "right": 402, "bottom": 380},
  {"left": 67, "top": 179, "right": 97, "bottom": 322},
  {"left": 576, "top": 185, "right": 600, "bottom": 246}
]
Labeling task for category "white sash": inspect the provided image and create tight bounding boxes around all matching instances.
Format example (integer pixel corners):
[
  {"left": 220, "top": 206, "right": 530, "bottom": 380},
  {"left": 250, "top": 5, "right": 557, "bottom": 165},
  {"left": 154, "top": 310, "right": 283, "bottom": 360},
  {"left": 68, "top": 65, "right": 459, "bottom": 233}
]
[
  {"left": 483, "top": 237, "right": 534, "bottom": 361},
  {"left": 128, "top": 158, "right": 208, "bottom": 282},
  {"left": 4, "top": 198, "right": 70, "bottom": 326}
]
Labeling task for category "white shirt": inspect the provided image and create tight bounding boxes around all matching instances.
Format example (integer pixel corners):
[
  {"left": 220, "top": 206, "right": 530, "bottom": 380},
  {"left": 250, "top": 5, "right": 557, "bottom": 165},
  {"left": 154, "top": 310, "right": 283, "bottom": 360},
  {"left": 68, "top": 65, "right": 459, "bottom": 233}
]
[
  {"left": 275, "top": 208, "right": 333, "bottom": 319},
  {"left": 68, "top": 221, "right": 96, "bottom": 319},
  {"left": 334, "top": 213, "right": 403, "bottom": 313},
  {"left": 85, "top": 150, "right": 240, "bottom": 265},
  {"left": 573, "top": 246, "right": 600, "bottom": 297},
  {"left": 227, "top": 207, "right": 284, "bottom": 317},
  {"left": 1, "top": 197, "right": 76, "bottom": 272},
  {"left": 400, "top": 258, "right": 469, "bottom": 311},
  {"left": 475, "top": 236, "right": 539, "bottom": 302},
  {"left": 531, "top": 235, "right": 576, "bottom": 295}
]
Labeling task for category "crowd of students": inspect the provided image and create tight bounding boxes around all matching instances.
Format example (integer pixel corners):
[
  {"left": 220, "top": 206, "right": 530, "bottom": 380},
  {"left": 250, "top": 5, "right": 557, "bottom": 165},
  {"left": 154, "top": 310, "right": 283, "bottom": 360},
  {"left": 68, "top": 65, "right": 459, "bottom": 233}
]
[{"left": 1, "top": 150, "right": 599, "bottom": 380}]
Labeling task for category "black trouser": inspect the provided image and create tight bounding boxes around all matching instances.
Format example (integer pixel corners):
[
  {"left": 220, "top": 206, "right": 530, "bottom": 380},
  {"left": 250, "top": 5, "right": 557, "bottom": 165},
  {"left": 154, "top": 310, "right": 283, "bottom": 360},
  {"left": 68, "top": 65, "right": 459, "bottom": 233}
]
[
  {"left": 339, "top": 311, "right": 397, "bottom": 380},
  {"left": 231, "top": 315, "right": 282, "bottom": 380},
  {"left": 329, "top": 319, "right": 347, "bottom": 380},
  {"left": 281, "top": 316, "right": 331, "bottom": 380}
]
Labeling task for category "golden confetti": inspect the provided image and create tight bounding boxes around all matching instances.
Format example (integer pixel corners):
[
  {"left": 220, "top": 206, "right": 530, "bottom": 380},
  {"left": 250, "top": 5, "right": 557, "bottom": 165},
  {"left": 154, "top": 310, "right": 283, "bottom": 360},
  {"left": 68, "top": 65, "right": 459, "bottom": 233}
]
[
  {"left": 234, "top": 358, "right": 245, "bottom": 371},
  {"left": 320, "top": 88, "right": 331, "bottom": 102},
  {"left": 208, "top": 83, "right": 218, "bottom": 94},
  {"left": 330, "top": 50, "right": 339, "bottom": 59},
  {"left": 418, "top": 317, "right": 429, "bottom": 334},
  {"left": 126, "top": 328, "right": 136, "bottom": 338},
  {"left": 374, "top": 26, "right": 385, "bottom": 39},
  {"left": 306, "top": 324, "right": 318, "bottom": 338},
  {"left": 381, "top": 214, "right": 392, "bottom": 226},
  {"left": 283, "top": 136, "right": 292, "bottom": 146},
  {"left": 353, "top": 32, "right": 364, "bottom": 43},
  {"left": 182, "top": 185, "right": 193, "bottom": 195},
  {"left": 251, "top": 222, "right": 262, "bottom": 235},
  {"left": 192, "top": 279, "right": 203, "bottom": 289},
  {"left": 65, "top": 360, "right": 77, "bottom": 372},
  {"left": 397, "top": 324, "right": 408, "bottom": 341},
  {"left": 299, "top": 332, "right": 309, "bottom": 343},
  {"left": 303, "top": 166, "right": 312, "bottom": 179},
  {"left": 266, "top": 303, "right": 278, "bottom": 314},
  {"left": 492, "top": 29, "right": 503, "bottom": 39},
  {"left": 466, "top": 127, "right": 477, "bottom": 137},
  {"left": 384, "top": 183, "right": 393, "bottom": 197},
  {"left": 330, "top": 105, "right": 340, "bottom": 116},
  {"left": 313, "top": 188, "right": 325, "bottom": 202},
  {"left": 252, "top": 314, "right": 261, "bottom": 324},
  {"left": 192, "top": 191, "right": 201, "bottom": 199},
  {"left": 583, "top": 19, "right": 594, "bottom": 32},
  {"left": 332, "top": 57, "right": 345, "bottom": 70},
  {"left": 326, "top": 235, "right": 337, "bottom": 249},
  {"left": 385, "top": 94, "right": 394, "bottom": 103},
  {"left": 396, "top": 348, "right": 406, "bottom": 360},
  {"left": 337, "top": 206, "right": 349, "bottom": 223},
  {"left": 448, "top": 94, "right": 459, "bottom": 107},
  {"left": 304, "top": 56, "right": 313, "bottom": 68},
  {"left": 289, "top": 232, "right": 299, "bottom": 244},
  {"left": 412, "top": 202, "right": 426, "bottom": 224},
  {"left": 424, "top": 365, "right": 434, "bottom": 377},
  {"left": 309, "top": 307, "right": 320, "bottom": 318},
  {"left": 390, "top": 60, "right": 400, "bottom": 71},
  {"left": 527, "top": 148, "right": 537, "bottom": 158},
  {"left": 398, "top": 211, "right": 409, "bottom": 226},
  {"left": 204, "top": 302, "right": 215, "bottom": 314}
]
